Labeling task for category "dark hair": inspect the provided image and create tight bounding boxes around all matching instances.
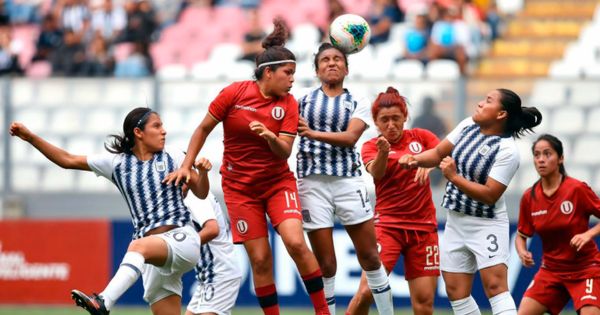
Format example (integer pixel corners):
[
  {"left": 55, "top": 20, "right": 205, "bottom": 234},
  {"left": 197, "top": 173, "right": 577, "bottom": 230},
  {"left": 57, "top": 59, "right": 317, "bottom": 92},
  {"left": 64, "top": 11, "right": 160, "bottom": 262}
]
[
  {"left": 497, "top": 88, "right": 543, "bottom": 138},
  {"left": 371, "top": 86, "right": 409, "bottom": 120},
  {"left": 105, "top": 107, "right": 154, "bottom": 154},
  {"left": 529, "top": 133, "right": 567, "bottom": 199},
  {"left": 253, "top": 18, "right": 296, "bottom": 80},
  {"left": 313, "top": 42, "right": 348, "bottom": 71}
]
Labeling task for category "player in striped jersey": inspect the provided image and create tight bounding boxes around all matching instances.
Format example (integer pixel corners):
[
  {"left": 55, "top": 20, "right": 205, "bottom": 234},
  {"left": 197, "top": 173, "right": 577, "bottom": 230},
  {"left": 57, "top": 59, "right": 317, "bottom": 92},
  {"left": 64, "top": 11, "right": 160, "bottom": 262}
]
[
  {"left": 399, "top": 89, "right": 542, "bottom": 315},
  {"left": 516, "top": 134, "right": 600, "bottom": 315},
  {"left": 10, "top": 107, "right": 209, "bottom": 315},
  {"left": 296, "top": 43, "right": 393, "bottom": 315},
  {"left": 164, "top": 20, "right": 330, "bottom": 315},
  {"left": 184, "top": 183, "right": 242, "bottom": 315},
  {"left": 347, "top": 87, "right": 440, "bottom": 315}
]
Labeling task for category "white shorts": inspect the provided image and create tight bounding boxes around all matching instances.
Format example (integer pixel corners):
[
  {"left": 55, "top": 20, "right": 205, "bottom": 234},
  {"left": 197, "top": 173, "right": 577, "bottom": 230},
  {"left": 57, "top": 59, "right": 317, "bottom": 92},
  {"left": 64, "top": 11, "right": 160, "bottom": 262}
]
[
  {"left": 298, "top": 174, "right": 373, "bottom": 231},
  {"left": 440, "top": 210, "right": 510, "bottom": 274},
  {"left": 187, "top": 277, "right": 242, "bottom": 315},
  {"left": 142, "top": 225, "right": 201, "bottom": 304}
]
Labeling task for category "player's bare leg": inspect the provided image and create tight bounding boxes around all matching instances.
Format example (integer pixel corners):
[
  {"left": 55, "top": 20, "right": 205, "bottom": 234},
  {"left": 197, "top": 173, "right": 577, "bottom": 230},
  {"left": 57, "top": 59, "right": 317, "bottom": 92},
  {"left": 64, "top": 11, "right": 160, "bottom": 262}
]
[
  {"left": 516, "top": 297, "right": 547, "bottom": 315},
  {"left": 307, "top": 228, "right": 337, "bottom": 314},
  {"left": 151, "top": 294, "right": 181, "bottom": 315},
  {"left": 480, "top": 264, "right": 516, "bottom": 315},
  {"left": 442, "top": 271, "right": 481, "bottom": 315},
  {"left": 407, "top": 276, "right": 437, "bottom": 315}
]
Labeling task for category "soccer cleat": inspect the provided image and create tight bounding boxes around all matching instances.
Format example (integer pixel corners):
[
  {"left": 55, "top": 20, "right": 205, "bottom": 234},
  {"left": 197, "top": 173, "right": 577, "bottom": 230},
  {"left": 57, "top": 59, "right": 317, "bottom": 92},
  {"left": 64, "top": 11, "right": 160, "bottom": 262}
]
[{"left": 71, "top": 289, "right": 110, "bottom": 315}]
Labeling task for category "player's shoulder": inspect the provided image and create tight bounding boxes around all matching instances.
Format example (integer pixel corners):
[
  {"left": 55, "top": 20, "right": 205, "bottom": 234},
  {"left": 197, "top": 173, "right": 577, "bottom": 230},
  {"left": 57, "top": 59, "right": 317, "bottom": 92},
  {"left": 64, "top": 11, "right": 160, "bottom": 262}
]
[
  {"left": 564, "top": 176, "right": 590, "bottom": 191},
  {"left": 409, "top": 128, "right": 436, "bottom": 139}
]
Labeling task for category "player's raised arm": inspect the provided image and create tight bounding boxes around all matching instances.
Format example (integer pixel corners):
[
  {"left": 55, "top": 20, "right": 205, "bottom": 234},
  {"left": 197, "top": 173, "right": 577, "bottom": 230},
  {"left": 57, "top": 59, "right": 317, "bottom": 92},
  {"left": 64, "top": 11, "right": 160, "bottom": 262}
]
[{"left": 9, "top": 122, "right": 90, "bottom": 171}]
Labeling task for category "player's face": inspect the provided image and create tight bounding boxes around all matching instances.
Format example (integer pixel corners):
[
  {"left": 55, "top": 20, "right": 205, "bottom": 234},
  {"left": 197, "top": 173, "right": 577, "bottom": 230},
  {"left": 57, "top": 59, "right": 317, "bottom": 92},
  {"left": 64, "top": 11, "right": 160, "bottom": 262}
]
[
  {"left": 138, "top": 113, "right": 167, "bottom": 152},
  {"left": 533, "top": 140, "right": 563, "bottom": 178},
  {"left": 316, "top": 48, "right": 348, "bottom": 85},
  {"left": 375, "top": 106, "right": 406, "bottom": 143},
  {"left": 267, "top": 63, "right": 296, "bottom": 97},
  {"left": 473, "top": 90, "right": 506, "bottom": 126}
]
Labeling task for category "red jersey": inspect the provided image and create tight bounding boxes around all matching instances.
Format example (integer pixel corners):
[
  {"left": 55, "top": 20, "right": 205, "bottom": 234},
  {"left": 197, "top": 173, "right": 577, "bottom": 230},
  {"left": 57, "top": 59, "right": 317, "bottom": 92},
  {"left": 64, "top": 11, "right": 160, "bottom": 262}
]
[
  {"left": 361, "top": 128, "right": 439, "bottom": 232},
  {"left": 208, "top": 81, "right": 298, "bottom": 185},
  {"left": 518, "top": 176, "right": 600, "bottom": 277}
]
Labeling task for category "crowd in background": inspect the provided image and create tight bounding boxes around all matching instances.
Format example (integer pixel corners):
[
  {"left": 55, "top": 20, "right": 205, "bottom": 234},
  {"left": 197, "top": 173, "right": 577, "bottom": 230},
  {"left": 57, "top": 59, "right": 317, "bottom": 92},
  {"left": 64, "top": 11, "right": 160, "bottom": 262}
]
[{"left": 0, "top": 0, "right": 504, "bottom": 77}]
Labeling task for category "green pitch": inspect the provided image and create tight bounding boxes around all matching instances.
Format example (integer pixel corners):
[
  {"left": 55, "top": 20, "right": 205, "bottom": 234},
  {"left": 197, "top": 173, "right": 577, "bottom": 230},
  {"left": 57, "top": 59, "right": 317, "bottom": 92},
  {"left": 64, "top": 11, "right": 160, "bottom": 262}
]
[{"left": 0, "top": 306, "right": 491, "bottom": 315}]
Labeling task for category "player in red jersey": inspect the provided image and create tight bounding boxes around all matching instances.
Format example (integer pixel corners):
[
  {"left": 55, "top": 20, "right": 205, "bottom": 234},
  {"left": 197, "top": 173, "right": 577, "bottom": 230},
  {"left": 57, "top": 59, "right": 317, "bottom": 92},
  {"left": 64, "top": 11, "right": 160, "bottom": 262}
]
[
  {"left": 164, "top": 20, "right": 329, "bottom": 315},
  {"left": 516, "top": 134, "right": 600, "bottom": 315},
  {"left": 346, "top": 87, "right": 440, "bottom": 315}
]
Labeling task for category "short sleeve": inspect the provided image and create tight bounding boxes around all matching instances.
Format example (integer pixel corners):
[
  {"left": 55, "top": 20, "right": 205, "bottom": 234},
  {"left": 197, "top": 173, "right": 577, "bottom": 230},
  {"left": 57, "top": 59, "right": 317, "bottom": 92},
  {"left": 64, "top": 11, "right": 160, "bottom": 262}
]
[
  {"left": 517, "top": 191, "right": 534, "bottom": 237},
  {"left": 208, "top": 83, "right": 238, "bottom": 122},
  {"left": 487, "top": 140, "right": 520, "bottom": 186},
  {"left": 415, "top": 128, "right": 440, "bottom": 150},
  {"left": 351, "top": 96, "right": 372, "bottom": 128},
  {"left": 280, "top": 96, "right": 299, "bottom": 137},
  {"left": 185, "top": 193, "right": 217, "bottom": 227},
  {"left": 361, "top": 139, "right": 377, "bottom": 166},
  {"left": 577, "top": 183, "right": 600, "bottom": 218},
  {"left": 446, "top": 117, "right": 474, "bottom": 145},
  {"left": 87, "top": 152, "right": 119, "bottom": 180}
]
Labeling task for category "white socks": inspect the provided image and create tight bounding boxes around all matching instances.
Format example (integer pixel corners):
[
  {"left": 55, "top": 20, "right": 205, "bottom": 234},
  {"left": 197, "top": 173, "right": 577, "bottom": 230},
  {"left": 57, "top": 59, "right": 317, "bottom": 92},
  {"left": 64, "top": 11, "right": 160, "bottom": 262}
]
[
  {"left": 323, "top": 276, "right": 335, "bottom": 315},
  {"left": 365, "top": 264, "right": 394, "bottom": 315},
  {"left": 100, "top": 251, "right": 145, "bottom": 309},
  {"left": 450, "top": 295, "right": 481, "bottom": 315},
  {"left": 489, "top": 291, "right": 517, "bottom": 315}
]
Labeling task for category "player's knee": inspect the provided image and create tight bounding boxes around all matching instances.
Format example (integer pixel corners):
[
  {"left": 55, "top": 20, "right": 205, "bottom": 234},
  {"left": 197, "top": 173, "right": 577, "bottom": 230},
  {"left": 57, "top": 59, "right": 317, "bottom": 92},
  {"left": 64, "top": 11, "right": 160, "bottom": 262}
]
[
  {"left": 356, "top": 250, "right": 381, "bottom": 271},
  {"left": 283, "top": 237, "right": 309, "bottom": 259},
  {"left": 355, "top": 285, "right": 374, "bottom": 305},
  {"left": 483, "top": 280, "right": 505, "bottom": 297},
  {"left": 319, "top": 259, "right": 337, "bottom": 278},
  {"left": 412, "top": 293, "right": 434, "bottom": 314},
  {"left": 250, "top": 256, "right": 273, "bottom": 276},
  {"left": 127, "top": 239, "right": 146, "bottom": 255}
]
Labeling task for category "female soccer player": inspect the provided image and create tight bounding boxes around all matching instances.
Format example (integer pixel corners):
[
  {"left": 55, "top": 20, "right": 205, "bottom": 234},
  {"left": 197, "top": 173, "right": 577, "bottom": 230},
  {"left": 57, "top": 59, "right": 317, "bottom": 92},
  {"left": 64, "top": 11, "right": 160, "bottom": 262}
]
[
  {"left": 9, "top": 107, "right": 209, "bottom": 315},
  {"left": 164, "top": 19, "right": 329, "bottom": 315},
  {"left": 184, "top": 174, "right": 242, "bottom": 315},
  {"left": 295, "top": 43, "right": 393, "bottom": 315},
  {"left": 346, "top": 87, "right": 440, "bottom": 315},
  {"left": 516, "top": 134, "right": 600, "bottom": 315},
  {"left": 399, "top": 89, "right": 542, "bottom": 315}
]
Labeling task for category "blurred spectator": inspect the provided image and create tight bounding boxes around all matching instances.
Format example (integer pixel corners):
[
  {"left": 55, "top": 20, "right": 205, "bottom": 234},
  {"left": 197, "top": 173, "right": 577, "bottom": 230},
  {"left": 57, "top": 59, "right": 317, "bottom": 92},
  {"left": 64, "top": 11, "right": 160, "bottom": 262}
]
[
  {"left": 319, "top": 0, "right": 345, "bottom": 41},
  {"left": 91, "top": 0, "right": 127, "bottom": 43},
  {"left": 0, "top": 23, "right": 23, "bottom": 75},
  {"left": 50, "top": 28, "right": 86, "bottom": 76},
  {"left": 238, "top": 8, "right": 264, "bottom": 62},
  {"left": 6, "top": 0, "right": 41, "bottom": 24},
  {"left": 32, "top": 14, "right": 63, "bottom": 62},
  {"left": 403, "top": 13, "right": 429, "bottom": 63},
  {"left": 412, "top": 96, "right": 447, "bottom": 186},
  {"left": 81, "top": 34, "right": 114, "bottom": 76},
  {"left": 120, "top": 0, "right": 158, "bottom": 44},
  {"left": 57, "top": 0, "right": 91, "bottom": 39},
  {"left": 114, "top": 41, "right": 150, "bottom": 77},
  {"left": 485, "top": 1, "right": 501, "bottom": 40},
  {"left": 428, "top": 7, "right": 468, "bottom": 74},
  {"left": 367, "top": 0, "right": 403, "bottom": 45}
]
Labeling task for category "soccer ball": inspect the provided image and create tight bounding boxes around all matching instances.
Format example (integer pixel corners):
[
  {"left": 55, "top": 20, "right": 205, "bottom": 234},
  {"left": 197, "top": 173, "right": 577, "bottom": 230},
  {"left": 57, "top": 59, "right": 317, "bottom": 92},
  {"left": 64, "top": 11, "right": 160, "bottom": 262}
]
[{"left": 329, "top": 14, "right": 371, "bottom": 54}]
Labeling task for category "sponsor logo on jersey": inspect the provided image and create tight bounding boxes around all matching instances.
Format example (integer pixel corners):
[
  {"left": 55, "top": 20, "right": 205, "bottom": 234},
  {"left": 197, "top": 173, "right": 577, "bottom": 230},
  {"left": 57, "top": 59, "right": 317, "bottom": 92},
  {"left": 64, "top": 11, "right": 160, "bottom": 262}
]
[
  {"left": 409, "top": 141, "right": 423, "bottom": 153},
  {"left": 234, "top": 105, "right": 257, "bottom": 112},
  {"left": 236, "top": 220, "right": 249, "bottom": 234},
  {"left": 155, "top": 161, "right": 166, "bottom": 172},
  {"left": 271, "top": 106, "right": 285, "bottom": 120},
  {"left": 531, "top": 209, "right": 547, "bottom": 217},
  {"left": 479, "top": 145, "right": 491, "bottom": 156},
  {"left": 560, "top": 200, "right": 574, "bottom": 214},
  {"left": 283, "top": 209, "right": 301, "bottom": 216}
]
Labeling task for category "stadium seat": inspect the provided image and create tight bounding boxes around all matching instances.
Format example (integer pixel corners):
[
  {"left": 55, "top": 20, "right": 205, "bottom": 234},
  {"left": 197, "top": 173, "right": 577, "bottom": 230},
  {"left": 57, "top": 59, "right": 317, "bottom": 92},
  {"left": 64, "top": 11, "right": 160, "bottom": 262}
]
[
  {"left": 113, "top": 43, "right": 135, "bottom": 62},
  {"left": 69, "top": 80, "right": 103, "bottom": 107},
  {"left": 528, "top": 80, "right": 568, "bottom": 108},
  {"left": 157, "top": 64, "right": 189, "bottom": 80},
  {"left": 11, "top": 79, "right": 34, "bottom": 107},
  {"left": 41, "top": 168, "right": 75, "bottom": 191},
  {"left": 190, "top": 62, "right": 221, "bottom": 80},
  {"left": 426, "top": 60, "right": 461, "bottom": 80},
  {"left": 391, "top": 60, "right": 424, "bottom": 80},
  {"left": 586, "top": 108, "right": 600, "bottom": 134},
  {"left": 25, "top": 61, "right": 52, "bottom": 79},
  {"left": 567, "top": 165, "right": 593, "bottom": 184},
  {"left": 593, "top": 169, "right": 600, "bottom": 189},
  {"left": 78, "top": 171, "right": 112, "bottom": 192},
  {"left": 563, "top": 43, "right": 597, "bottom": 69},
  {"left": 160, "top": 81, "right": 202, "bottom": 107},
  {"left": 583, "top": 64, "right": 600, "bottom": 79},
  {"left": 222, "top": 61, "right": 256, "bottom": 81},
  {"left": 517, "top": 163, "right": 540, "bottom": 191},
  {"left": 161, "top": 109, "right": 186, "bottom": 134},
  {"left": 515, "top": 138, "right": 534, "bottom": 165},
  {"left": 12, "top": 165, "right": 40, "bottom": 191},
  {"left": 65, "top": 137, "right": 98, "bottom": 155},
  {"left": 571, "top": 136, "right": 600, "bottom": 165},
  {"left": 50, "top": 109, "right": 81, "bottom": 134},
  {"left": 569, "top": 82, "right": 600, "bottom": 108},
  {"left": 13, "top": 108, "right": 47, "bottom": 132},
  {"left": 548, "top": 61, "right": 580, "bottom": 79},
  {"left": 550, "top": 108, "right": 584, "bottom": 135},
  {"left": 35, "top": 80, "right": 70, "bottom": 107},
  {"left": 208, "top": 43, "right": 243, "bottom": 64},
  {"left": 85, "top": 108, "right": 119, "bottom": 134}
]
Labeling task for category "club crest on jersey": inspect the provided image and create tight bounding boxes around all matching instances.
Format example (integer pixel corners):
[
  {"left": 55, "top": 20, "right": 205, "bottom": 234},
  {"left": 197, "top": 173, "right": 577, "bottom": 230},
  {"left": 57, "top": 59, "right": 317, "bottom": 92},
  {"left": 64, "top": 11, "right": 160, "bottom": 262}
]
[
  {"left": 409, "top": 141, "right": 423, "bottom": 153},
  {"left": 479, "top": 145, "right": 491, "bottom": 156},
  {"left": 236, "top": 219, "right": 249, "bottom": 234},
  {"left": 343, "top": 100, "right": 354, "bottom": 110},
  {"left": 560, "top": 200, "right": 574, "bottom": 214},
  {"left": 155, "top": 161, "right": 166, "bottom": 172},
  {"left": 271, "top": 106, "right": 285, "bottom": 120}
]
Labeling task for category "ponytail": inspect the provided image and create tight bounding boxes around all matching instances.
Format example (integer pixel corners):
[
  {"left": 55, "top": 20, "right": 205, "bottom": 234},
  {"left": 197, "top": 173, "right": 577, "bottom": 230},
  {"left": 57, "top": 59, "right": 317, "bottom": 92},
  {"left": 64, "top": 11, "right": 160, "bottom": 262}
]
[
  {"left": 254, "top": 18, "right": 296, "bottom": 80},
  {"left": 498, "top": 88, "right": 543, "bottom": 138},
  {"left": 105, "top": 107, "right": 154, "bottom": 154}
]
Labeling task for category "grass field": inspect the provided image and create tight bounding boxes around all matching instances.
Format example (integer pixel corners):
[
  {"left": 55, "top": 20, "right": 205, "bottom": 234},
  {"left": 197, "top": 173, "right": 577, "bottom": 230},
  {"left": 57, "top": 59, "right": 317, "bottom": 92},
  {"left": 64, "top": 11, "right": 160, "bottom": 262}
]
[{"left": 0, "top": 306, "right": 492, "bottom": 314}]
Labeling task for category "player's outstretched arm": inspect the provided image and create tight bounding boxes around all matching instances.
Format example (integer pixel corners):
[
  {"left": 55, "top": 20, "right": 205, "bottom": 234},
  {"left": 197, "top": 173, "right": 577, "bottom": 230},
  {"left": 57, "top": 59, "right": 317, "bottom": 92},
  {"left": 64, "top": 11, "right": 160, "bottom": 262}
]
[
  {"left": 187, "top": 158, "right": 211, "bottom": 199},
  {"left": 9, "top": 122, "right": 90, "bottom": 171}
]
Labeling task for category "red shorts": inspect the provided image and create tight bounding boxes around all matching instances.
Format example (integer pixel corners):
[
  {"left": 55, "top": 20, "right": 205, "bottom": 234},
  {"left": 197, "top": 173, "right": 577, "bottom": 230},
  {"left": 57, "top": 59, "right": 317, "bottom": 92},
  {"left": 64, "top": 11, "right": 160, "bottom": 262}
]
[
  {"left": 376, "top": 226, "right": 440, "bottom": 280},
  {"left": 524, "top": 268, "right": 600, "bottom": 315},
  {"left": 222, "top": 173, "right": 302, "bottom": 243}
]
